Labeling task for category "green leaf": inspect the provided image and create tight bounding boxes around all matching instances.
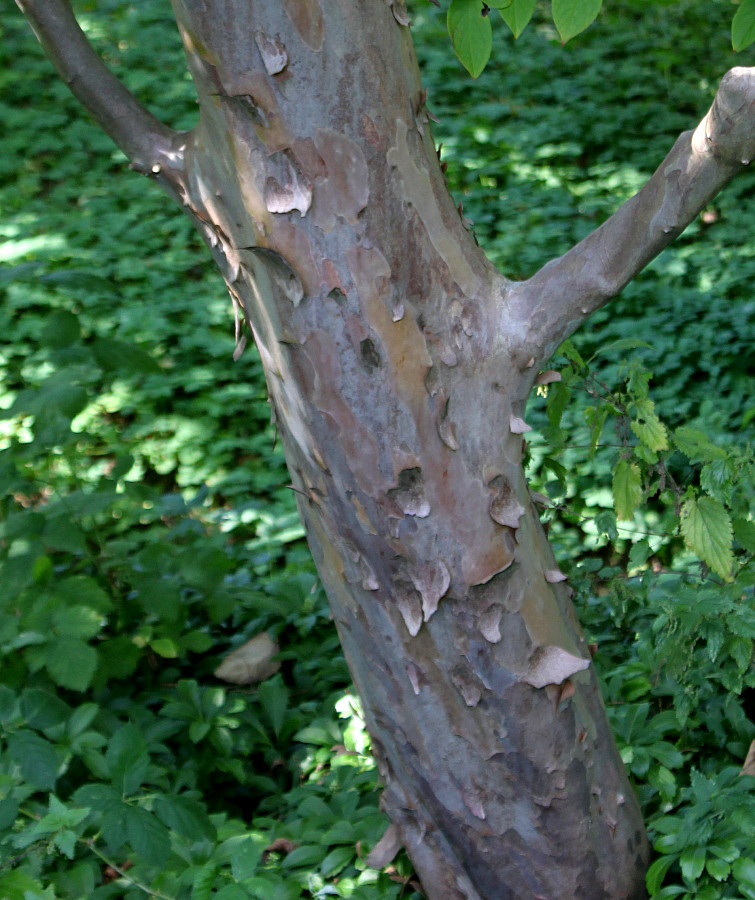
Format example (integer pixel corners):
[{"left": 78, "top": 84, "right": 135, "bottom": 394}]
[
  {"left": 191, "top": 863, "right": 218, "bottom": 900},
  {"left": 631, "top": 399, "right": 668, "bottom": 451},
  {"left": 41, "top": 311, "right": 80, "bottom": 349},
  {"left": 153, "top": 795, "right": 216, "bottom": 842},
  {"left": 21, "top": 689, "right": 71, "bottom": 730},
  {"left": 552, "top": 0, "right": 602, "bottom": 43},
  {"left": 733, "top": 518, "right": 755, "bottom": 552},
  {"left": 497, "top": 0, "right": 535, "bottom": 37},
  {"left": 706, "top": 857, "right": 731, "bottom": 881},
  {"left": 613, "top": 459, "right": 642, "bottom": 521},
  {"left": 281, "top": 844, "right": 325, "bottom": 868},
  {"left": 91, "top": 338, "right": 161, "bottom": 374},
  {"left": 123, "top": 805, "right": 171, "bottom": 867},
  {"left": 215, "top": 887, "right": 251, "bottom": 900},
  {"left": 733, "top": 0, "right": 755, "bottom": 50},
  {"left": 448, "top": 0, "right": 493, "bottom": 78},
  {"left": 106, "top": 723, "right": 150, "bottom": 796},
  {"left": 646, "top": 854, "right": 675, "bottom": 894},
  {"left": 546, "top": 380, "right": 571, "bottom": 429},
  {"left": 590, "top": 338, "right": 653, "bottom": 359},
  {"left": 151, "top": 637, "right": 180, "bottom": 658},
  {"left": 52, "top": 604, "right": 102, "bottom": 640},
  {"left": 231, "top": 835, "right": 264, "bottom": 881},
  {"left": 680, "top": 495, "right": 734, "bottom": 580},
  {"left": 0, "top": 871, "right": 44, "bottom": 900},
  {"left": 45, "top": 637, "right": 98, "bottom": 691},
  {"left": 734, "top": 856, "right": 755, "bottom": 888},
  {"left": 54, "top": 828, "right": 78, "bottom": 859},
  {"left": 673, "top": 427, "right": 727, "bottom": 462},
  {"left": 680, "top": 846, "right": 706, "bottom": 884},
  {"left": 7, "top": 730, "right": 59, "bottom": 790}
]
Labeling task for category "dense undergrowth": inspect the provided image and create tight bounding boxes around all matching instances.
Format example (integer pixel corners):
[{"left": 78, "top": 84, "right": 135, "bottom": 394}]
[{"left": 0, "top": 1, "right": 753, "bottom": 897}]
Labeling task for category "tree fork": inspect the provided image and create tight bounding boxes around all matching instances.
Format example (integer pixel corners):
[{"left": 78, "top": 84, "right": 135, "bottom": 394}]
[{"left": 16, "top": 0, "right": 755, "bottom": 896}]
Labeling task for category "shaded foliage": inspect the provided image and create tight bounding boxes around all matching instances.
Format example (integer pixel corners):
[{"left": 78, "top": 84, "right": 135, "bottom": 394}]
[{"left": 0, "top": 1, "right": 752, "bottom": 897}]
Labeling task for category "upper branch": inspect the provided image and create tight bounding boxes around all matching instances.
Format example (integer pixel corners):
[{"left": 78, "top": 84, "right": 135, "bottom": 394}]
[
  {"left": 16, "top": 0, "right": 185, "bottom": 180},
  {"left": 515, "top": 67, "right": 755, "bottom": 361}
]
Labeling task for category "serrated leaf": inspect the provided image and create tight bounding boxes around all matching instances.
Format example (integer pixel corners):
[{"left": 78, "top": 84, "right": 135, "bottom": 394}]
[
  {"left": 7, "top": 730, "right": 59, "bottom": 790},
  {"left": 552, "top": 0, "right": 602, "bottom": 42},
  {"left": 190, "top": 863, "right": 217, "bottom": 900},
  {"left": 497, "top": 0, "right": 535, "bottom": 37},
  {"left": 613, "top": 459, "right": 642, "bottom": 521},
  {"left": 733, "top": 518, "right": 755, "bottom": 552},
  {"left": 45, "top": 637, "right": 98, "bottom": 691},
  {"left": 631, "top": 399, "right": 668, "bottom": 451},
  {"left": 546, "top": 380, "right": 572, "bottom": 429},
  {"left": 123, "top": 805, "right": 171, "bottom": 867},
  {"left": 673, "top": 426, "right": 727, "bottom": 461},
  {"left": 153, "top": 795, "right": 216, "bottom": 842},
  {"left": 448, "top": 0, "right": 492, "bottom": 78},
  {"left": 680, "top": 496, "right": 733, "bottom": 580},
  {"left": 733, "top": 0, "right": 755, "bottom": 50},
  {"left": 706, "top": 857, "right": 731, "bottom": 881}
]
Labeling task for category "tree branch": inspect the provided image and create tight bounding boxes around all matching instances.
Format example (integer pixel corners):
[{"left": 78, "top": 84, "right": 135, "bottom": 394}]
[
  {"left": 16, "top": 0, "right": 185, "bottom": 180},
  {"left": 516, "top": 67, "right": 755, "bottom": 361}
]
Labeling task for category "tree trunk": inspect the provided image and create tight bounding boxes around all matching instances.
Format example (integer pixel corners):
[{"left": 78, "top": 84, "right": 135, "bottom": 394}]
[{"left": 16, "top": 0, "right": 755, "bottom": 896}]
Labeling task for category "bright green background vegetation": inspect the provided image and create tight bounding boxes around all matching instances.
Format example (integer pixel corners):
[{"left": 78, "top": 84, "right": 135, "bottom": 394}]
[{"left": 0, "top": 1, "right": 753, "bottom": 898}]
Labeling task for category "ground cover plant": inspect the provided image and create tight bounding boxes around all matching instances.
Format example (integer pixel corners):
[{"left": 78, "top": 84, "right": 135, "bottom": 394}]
[{"left": 0, "top": 0, "right": 753, "bottom": 897}]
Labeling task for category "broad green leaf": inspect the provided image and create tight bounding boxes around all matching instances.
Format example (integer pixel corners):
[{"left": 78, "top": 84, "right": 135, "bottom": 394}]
[
  {"left": 153, "top": 794, "right": 216, "bottom": 842},
  {"left": 613, "top": 459, "right": 642, "bottom": 521},
  {"left": 151, "top": 636, "right": 180, "bottom": 658},
  {"left": 680, "top": 495, "right": 733, "bottom": 580},
  {"left": 734, "top": 856, "right": 755, "bottom": 889},
  {"left": 45, "top": 637, "right": 98, "bottom": 692},
  {"left": 706, "top": 857, "right": 731, "bottom": 881},
  {"left": 0, "top": 871, "right": 44, "bottom": 900},
  {"left": 281, "top": 844, "right": 325, "bottom": 868},
  {"left": 631, "top": 399, "right": 668, "bottom": 451},
  {"left": 552, "top": 0, "right": 602, "bottom": 43},
  {"left": 190, "top": 863, "right": 217, "bottom": 900},
  {"left": 41, "top": 311, "right": 80, "bottom": 348},
  {"left": 733, "top": 0, "right": 755, "bottom": 51},
  {"left": 21, "top": 689, "right": 71, "bottom": 730},
  {"left": 215, "top": 887, "right": 251, "bottom": 900},
  {"left": 91, "top": 338, "right": 161, "bottom": 374},
  {"left": 106, "top": 723, "right": 150, "bottom": 796},
  {"left": 448, "top": 0, "right": 493, "bottom": 78},
  {"left": 733, "top": 518, "right": 755, "bottom": 552},
  {"left": 0, "top": 796, "right": 19, "bottom": 830},
  {"left": 123, "top": 805, "right": 171, "bottom": 868},
  {"left": 7, "top": 730, "right": 59, "bottom": 790},
  {"left": 673, "top": 426, "right": 727, "bottom": 461},
  {"left": 52, "top": 605, "right": 102, "bottom": 640},
  {"left": 497, "top": 0, "right": 536, "bottom": 37},
  {"left": 680, "top": 846, "right": 706, "bottom": 883},
  {"left": 54, "top": 829, "right": 78, "bottom": 859},
  {"left": 230, "top": 835, "right": 264, "bottom": 881}
]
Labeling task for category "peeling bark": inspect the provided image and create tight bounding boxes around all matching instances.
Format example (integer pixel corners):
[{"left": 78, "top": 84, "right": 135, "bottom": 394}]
[{"left": 16, "top": 1, "right": 755, "bottom": 897}]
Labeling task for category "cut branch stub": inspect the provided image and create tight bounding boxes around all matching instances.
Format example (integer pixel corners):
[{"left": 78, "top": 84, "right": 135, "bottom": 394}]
[{"left": 388, "top": 467, "right": 431, "bottom": 518}]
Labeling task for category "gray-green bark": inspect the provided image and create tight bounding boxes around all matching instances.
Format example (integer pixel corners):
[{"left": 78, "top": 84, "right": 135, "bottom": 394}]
[{"left": 16, "top": 1, "right": 755, "bottom": 896}]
